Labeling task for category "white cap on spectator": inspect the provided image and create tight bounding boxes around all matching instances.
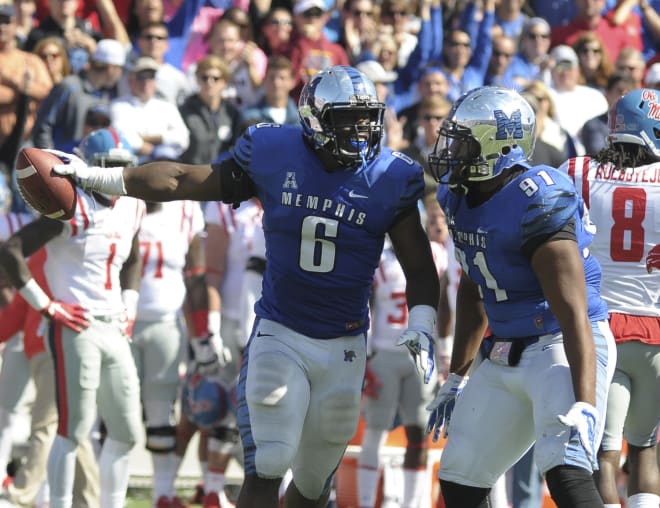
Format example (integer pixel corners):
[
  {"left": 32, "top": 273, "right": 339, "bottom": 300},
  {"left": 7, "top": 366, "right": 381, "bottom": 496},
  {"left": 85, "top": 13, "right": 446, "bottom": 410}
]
[
  {"left": 293, "top": 0, "right": 326, "bottom": 15},
  {"left": 550, "top": 45, "right": 578, "bottom": 67},
  {"left": 129, "top": 56, "right": 160, "bottom": 73},
  {"left": 356, "top": 60, "right": 397, "bottom": 83},
  {"left": 92, "top": 39, "right": 127, "bottom": 67},
  {"left": 645, "top": 63, "right": 660, "bottom": 88}
]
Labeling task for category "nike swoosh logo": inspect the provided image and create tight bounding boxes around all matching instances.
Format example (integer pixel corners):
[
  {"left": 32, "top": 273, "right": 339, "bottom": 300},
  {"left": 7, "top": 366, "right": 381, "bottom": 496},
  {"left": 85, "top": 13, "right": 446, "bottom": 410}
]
[
  {"left": 257, "top": 331, "right": 273, "bottom": 337},
  {"left": 348, "top": 190, "right": 368, "bottom": 199}
]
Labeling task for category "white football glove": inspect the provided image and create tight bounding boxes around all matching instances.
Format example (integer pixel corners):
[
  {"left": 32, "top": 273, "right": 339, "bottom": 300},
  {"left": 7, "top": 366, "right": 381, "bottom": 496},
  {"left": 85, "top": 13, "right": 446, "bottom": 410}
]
[
  {"left": 397, "top": 305, "right": 436, "bottom": 384},
  {"left": 425, "top": 373, "right": 468, "bottom": 441},
  {"left": 190, "top": 334, "right": 231, "bottom": 377},
  {"left": 557, "top": 402, "right": 599, "bottom": 469},
  {"left": 51, "top": 151, "right": 126, "bottom": 196}
]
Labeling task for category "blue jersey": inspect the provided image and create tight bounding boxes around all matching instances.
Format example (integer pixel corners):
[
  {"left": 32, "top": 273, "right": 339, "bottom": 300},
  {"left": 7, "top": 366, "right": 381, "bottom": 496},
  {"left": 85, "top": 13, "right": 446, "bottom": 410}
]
[
  {"left": 437, "top": 165, "right": 608, "bottom": 338},
  {"left": 233, "top": 123, "right": 426, "bottom": 339}
]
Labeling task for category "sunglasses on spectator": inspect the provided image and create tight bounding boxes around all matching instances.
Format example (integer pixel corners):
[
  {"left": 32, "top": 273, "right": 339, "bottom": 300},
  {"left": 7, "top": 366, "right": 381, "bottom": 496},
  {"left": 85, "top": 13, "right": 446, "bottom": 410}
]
[
  {"left": 40, "top": 52, "right": 62, "bottom": 60},
  {"left": 526, "top": 32, "right": 549, "bottom": 40},
  {"left": 270, "top": 18, "right": 293, "bottom": 26},
  {"left": 302, "top": 8, "right": 324, "bottom": 17},
  {"left": 579, "top": 46, "right": 601, "bottom": 55},
  {"left": 135, "top": 71, "right": 157, "bottom": 81},
  {"left": 141, "top": 34, "right": 167, "bottom": 41},
  {"left": 199, "top": 74, "right": 222, "bottom": 83}
]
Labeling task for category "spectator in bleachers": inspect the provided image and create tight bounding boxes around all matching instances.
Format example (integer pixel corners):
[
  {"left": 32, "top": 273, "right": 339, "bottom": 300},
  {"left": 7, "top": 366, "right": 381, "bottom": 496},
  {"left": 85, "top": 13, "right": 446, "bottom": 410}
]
[
  {"left": 241, "top": 55, "right": 298, "bottom": 127},
  {"left": 551, "top": 0, "right": 642, "bottom": 63},
  {"left": 379, "top": 0, "right": 417, "bottom": 70},
  {"left": 614, "top": 46, "right": 646, "bottom": 88},
  {"left": 0, "top": 2, "right": 52, "bottom": 168},
  {"left": 179, "top": 55, "right": 240, "bottom": 164},
  {"left": 548, "top": 44, "right": 608, "bottom": 155},
  {"left": 25, "top": 0, "right": 129, "bottom": 73},
  {"left": 338, "top": 0, "right": 379, "bottom": 64},
  {"left": 522, "top": 79, "right": 578, "bottom": 162},
  {"left": 440, "top": 0, "right": 494, "bottom": 101},
  {"left": 401, "top": 94, "right": 451, "bottom": 185},
  {"left": 257, "top": 6, "right": 294, "bottom": 57},
  {"left": 34, "top": 36, "right": 71, "bottom": 85},
  {"left": 32, "top": 38, "right": 127, "bottom": 150},
  {"left": 110, "top": 55, "right": 189, "bottom": 163},
  {"left": 288, "top": 0, "right": 349, "bottom": 101},
  {"left": 493, "top": 0, "right": 528, "bottom": 39},
  {"left": 14, "top": 0, "right": 38, "bottom": 48},
  {"left": 198, "top": 17, "right": 267, "bottom": 108},
  {"left": 484, "top": 34, "right": 515, "bottom": 86},
  {"left": 580, "top": 72, "right": 635, "bottom": 156},
  {"left": 126, "top": 0, "right": 165, "bottom": 42},
  {"left": 503, "top": 17, "right": 553, "bottom": 89},
  {"left": 397, "top": 66, "right": 448, "bottom": 145},
  {"left": 123, "top": 21, "right": 191, "bottom": 105},
  {"left": 572, "top": 31, "right": 613, "bottom": 91}
]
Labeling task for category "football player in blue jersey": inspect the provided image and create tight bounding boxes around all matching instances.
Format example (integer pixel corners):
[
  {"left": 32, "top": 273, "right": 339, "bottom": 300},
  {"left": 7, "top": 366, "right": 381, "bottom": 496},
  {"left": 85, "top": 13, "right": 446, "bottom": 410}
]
[
  {"left": 51, "top": 65, "right": 441, "bottom": 508},
  {"left": 425, "top": 86, "right": 616, "bottom": 508}
]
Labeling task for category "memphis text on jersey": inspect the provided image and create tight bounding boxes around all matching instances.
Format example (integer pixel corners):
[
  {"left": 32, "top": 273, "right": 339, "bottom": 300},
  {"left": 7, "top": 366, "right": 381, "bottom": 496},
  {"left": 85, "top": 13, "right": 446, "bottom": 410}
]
[{"left": 281, "top": 191, "right": 367, "bottom": 225}]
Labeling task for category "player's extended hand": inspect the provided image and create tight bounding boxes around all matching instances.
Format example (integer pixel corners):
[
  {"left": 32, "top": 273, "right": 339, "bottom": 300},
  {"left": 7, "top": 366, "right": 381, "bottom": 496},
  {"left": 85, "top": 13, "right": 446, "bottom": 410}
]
[
  {"left": 42, "top": 300, "right": 89, "bottom": 332},
  {"left": 363, "top": 361, "right": 382, "bottom": 399},
  {"left": 425, "top": 373, "right": 468, "bottom": 441},
  {"left": 49, "top": 149, "right": 93, "bottom": 187},
  {"left": 397, "top": 330, "right": 435, "bottom": 384},
  {"left": 557, "top": 402, "right": 599, "bottom": 469},
  {"left": 190, "top": 334, "right": 231, "bottom": 376}
]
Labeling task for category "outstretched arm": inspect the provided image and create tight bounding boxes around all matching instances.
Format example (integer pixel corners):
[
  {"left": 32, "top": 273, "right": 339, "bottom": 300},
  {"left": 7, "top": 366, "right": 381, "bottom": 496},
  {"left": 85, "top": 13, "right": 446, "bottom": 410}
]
[{"left": 54, "top": 156, "right": 255, "bottom": 205}]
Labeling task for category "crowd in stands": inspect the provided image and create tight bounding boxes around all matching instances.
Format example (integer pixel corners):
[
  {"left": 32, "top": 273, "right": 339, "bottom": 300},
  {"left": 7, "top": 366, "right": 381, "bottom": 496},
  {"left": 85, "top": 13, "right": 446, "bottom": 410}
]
[{"left": 0, "top": 0, "right": 656, "bottom": 212}]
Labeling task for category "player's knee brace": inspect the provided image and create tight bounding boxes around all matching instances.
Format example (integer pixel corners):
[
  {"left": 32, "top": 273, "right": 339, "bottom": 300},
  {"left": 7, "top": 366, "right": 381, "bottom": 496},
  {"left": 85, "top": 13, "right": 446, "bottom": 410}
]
[
  {"left": 145, "top": 425, "right": 177, "bottom": 453},
  {"left": 208, "top": 425, "right": 239, "bottom": 454},
  {"left": 545, "top": 465, "right": 602, "bottom": 508},
  {"left": 440, "top": 479, "right": 491, "bottom": 508}
]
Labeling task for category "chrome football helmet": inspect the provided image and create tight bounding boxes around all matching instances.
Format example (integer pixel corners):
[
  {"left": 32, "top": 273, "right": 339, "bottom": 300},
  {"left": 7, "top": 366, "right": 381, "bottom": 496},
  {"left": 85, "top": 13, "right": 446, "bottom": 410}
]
[
  {"left": 299, "top": 65, "right": 385, "bottom": 169},
  {"left": 76, "top": 128, "right": 137, "bottom": 168},
  {"left": 607, "top": 88, "right": 660, "bottom": 159},
  {"left": 428, "top": 86, "right": 536, "bottom": 188}
]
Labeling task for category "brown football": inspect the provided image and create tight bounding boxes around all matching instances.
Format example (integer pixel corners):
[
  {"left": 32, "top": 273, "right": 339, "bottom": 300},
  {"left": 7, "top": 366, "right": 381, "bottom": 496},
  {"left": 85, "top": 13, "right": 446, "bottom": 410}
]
[{"left": 16, "top": 147, "right": 77, "bottom": 220}]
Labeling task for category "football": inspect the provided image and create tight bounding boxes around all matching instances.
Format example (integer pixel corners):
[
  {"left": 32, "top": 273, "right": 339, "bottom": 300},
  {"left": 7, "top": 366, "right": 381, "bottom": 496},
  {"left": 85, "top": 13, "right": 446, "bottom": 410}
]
[{"left": 16, "top": 147, "right": 77, "bottom": 220}]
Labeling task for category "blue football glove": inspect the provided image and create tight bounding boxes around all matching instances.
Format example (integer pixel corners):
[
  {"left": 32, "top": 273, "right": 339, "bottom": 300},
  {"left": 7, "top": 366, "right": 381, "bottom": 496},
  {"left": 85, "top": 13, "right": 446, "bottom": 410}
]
[
  {"left": 396, "top": 305, "right": 437, "bottom": 384},
  {"left": 425, "top": 373, "right": 468, "bottom": 441},
  {"left": 557, "top": 401, "right": 599, "bottom": 469}
]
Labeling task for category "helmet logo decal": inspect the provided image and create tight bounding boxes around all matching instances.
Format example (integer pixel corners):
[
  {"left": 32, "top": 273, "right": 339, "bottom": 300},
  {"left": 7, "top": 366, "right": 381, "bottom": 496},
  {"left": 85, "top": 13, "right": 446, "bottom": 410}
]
[{"left": 494, "top": 109, "right": 524, "bottom": 140}]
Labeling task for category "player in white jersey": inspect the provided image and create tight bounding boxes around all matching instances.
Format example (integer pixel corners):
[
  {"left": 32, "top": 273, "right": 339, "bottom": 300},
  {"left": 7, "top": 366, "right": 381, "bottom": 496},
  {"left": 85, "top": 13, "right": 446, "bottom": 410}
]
[
  {"left": 0, "top": 130, "right": 145, "bottom": 508},
  {"left": 131, "top": 199, "right": 207, "bottom": 508},
  {"left": 0, "top": 210, "right": 34, "bottom": 488},
  {"left": 190, "top": 198, "right": 262, "bottom": 507},
  {"left": 358, "top": 200, "right": 448, "bottom": 508},
  {"left": 559, "top": 88, "right": 660, "bottom": 508}
]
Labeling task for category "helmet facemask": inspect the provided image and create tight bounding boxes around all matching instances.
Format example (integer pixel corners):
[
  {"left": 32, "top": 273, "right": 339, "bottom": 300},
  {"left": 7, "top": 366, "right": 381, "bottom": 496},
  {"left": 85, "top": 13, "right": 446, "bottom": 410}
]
[
  {"left": 319, "top": 105, "right": 384, "bottom": 168},
  {"left": 428, "top": 120, "right": 484, "bottom": 188}
]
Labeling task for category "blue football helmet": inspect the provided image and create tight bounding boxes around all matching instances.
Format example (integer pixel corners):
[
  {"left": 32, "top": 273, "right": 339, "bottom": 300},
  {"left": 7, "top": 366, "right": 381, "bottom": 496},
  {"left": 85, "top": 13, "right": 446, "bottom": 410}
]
[
  {"left": 181, "top": 372, "right": 232, "bottom": 429},
  {"left": 76, "top": 128, "right": 136, "bottom": 168},
  {"left": 607, "top": 88, "right": 660, "bottom": 159},
  {"left": 428, "top": 86, "right": 536, "bottom": 188},
  {"left": 298, "top": 65, "right": 385, "bottom": 169}
]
